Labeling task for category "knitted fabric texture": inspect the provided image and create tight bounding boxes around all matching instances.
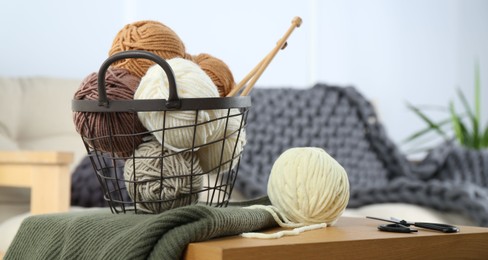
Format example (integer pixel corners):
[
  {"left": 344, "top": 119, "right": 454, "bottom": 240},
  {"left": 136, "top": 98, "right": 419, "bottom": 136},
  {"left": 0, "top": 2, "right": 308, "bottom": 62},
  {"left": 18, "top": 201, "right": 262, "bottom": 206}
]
[
  {"left": 236, "top": 84, "right": 406, "bottom": 198},
  {"left": 71, "top": 156, "right": 130, "bottom": 208},
  {"left": 235, "top": 84, "right": 488, "bottom": 226},
  {"left": 70, "top": 156, "right": 107, "bottom": 207},
  {"left": 5, "top": 198, "right": 274, "bottom": 260}
]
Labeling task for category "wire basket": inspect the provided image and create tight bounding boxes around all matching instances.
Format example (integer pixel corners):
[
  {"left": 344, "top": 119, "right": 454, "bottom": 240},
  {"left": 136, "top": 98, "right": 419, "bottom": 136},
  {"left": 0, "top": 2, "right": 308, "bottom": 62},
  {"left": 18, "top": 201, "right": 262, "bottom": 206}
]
[{"left": 72, "top": 50, "right": 251, "bottom": 214}]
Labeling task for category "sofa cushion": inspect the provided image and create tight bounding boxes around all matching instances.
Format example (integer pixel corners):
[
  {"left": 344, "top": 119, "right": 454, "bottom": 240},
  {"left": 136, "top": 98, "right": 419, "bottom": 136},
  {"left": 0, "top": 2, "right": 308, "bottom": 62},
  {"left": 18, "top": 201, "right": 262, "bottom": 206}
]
[
  {"left": 0, "top": 78, "right": 22, "bottom": 148},
  {"left": 0, "top": 76, "right": 86, "bottom": 164}
]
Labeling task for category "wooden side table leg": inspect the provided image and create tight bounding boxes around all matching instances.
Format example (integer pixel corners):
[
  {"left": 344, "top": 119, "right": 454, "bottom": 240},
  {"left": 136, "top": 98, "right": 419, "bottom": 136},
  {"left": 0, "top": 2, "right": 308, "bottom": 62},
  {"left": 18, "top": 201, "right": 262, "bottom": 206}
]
[{"left": 30, "top": 165, "right": 71, "bottom": 214}]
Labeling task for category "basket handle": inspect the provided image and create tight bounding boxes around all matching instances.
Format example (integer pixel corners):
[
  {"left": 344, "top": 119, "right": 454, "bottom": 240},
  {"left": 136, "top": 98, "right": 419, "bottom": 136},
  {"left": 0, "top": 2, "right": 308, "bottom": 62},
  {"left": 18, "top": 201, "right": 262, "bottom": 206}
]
[{"left": 97, "top": 50, "right": 180, "bottom": 109}]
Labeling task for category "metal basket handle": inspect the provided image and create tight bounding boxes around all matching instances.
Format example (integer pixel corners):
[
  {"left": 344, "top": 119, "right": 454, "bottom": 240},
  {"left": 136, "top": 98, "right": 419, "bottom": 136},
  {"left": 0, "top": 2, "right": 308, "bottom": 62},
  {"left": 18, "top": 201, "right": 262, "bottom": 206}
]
[{"left": 97, "top": 50, "right": 180, "bottom": 109}]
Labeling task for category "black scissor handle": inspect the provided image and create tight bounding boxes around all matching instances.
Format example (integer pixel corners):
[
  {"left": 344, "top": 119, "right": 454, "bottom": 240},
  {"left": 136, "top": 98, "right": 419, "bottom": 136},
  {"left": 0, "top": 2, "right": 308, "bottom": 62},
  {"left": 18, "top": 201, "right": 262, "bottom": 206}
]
[
  {"left": 414, "top": 222, "right": 460, "bottom": 233},
  {"left": 378, "top": 224, "right": 417, "bottom": 233}
]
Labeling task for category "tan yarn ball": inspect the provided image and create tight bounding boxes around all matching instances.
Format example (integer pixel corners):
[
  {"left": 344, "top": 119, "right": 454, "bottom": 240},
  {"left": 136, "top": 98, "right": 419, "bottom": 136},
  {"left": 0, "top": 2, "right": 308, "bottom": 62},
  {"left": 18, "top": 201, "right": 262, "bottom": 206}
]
[
  {"left": 109, "top": 20, "right": 187, "bottom": 78},
  {"left": 124, "top": 140, "right": 203, "bottom": 213},
  {"left": 267, "top": 147, "right": 350, "bottom": 226},
  {"left": 192, "top": 53, "right": 235, "bottom": 97}
]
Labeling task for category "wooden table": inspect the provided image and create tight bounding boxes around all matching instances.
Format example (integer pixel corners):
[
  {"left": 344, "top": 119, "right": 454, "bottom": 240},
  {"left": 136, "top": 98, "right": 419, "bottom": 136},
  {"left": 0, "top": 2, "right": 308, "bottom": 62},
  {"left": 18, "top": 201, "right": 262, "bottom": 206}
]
[
  {"left": 0, "top": 151, "right": 73, "bottom": 214},
  {"left": 185, "top": 216, "right": 488, "bottom": 260}
]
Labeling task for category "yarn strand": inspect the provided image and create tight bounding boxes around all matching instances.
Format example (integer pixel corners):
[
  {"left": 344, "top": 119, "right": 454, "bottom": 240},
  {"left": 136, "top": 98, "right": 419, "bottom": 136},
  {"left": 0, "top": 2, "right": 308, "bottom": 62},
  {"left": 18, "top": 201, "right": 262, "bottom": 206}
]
[
  {"left": 241, "top": 205, "right": 326, "bottom": 239},
  {"left": 244, "top": 205, "right": 303, "bottom": 228},
  {"left": 241, "top": 223, "right": 327, "bottom": 239}
]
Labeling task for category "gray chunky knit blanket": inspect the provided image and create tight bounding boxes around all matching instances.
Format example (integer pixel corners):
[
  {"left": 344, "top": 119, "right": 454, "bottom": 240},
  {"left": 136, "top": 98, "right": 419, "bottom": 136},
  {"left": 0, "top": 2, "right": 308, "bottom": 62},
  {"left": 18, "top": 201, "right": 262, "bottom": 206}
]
[
  {"left": 235, "top": 84, "right": 488, "bottom": 226},
  {"left": 70, "top": 84, "right": 488, "bottom": 226}
]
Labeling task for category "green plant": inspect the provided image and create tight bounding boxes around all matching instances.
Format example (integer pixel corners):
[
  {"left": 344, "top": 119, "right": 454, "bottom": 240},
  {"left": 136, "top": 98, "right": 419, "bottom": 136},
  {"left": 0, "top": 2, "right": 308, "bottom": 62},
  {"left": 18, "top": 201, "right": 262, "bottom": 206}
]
[{"left": 404, "top": 63, "right": 488, "bottom": 150}]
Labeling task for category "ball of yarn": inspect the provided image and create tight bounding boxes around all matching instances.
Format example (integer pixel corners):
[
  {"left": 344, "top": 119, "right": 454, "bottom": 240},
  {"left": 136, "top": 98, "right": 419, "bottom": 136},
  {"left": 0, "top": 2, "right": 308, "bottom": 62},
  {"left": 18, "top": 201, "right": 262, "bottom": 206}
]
[
  {"left": 135, "top": 58, "right": 225, "bottom": 151},
  {"left": 197, "top": 109, "right": 247, "bottom": 174},
  {"left": 124, "top": 139, "right": 203, "bottom": 213},
  {"left": 268, "top": 147, "right": 350, "bottom": 225},
  {"left": 109, "top": 20, "right": 187, "bottom": 78},
  {"left": 73, "top": 68, "right": 146, "bottom": 157},
  {"left": 192, "top": 53, "right": 235, "bottom": 97}
]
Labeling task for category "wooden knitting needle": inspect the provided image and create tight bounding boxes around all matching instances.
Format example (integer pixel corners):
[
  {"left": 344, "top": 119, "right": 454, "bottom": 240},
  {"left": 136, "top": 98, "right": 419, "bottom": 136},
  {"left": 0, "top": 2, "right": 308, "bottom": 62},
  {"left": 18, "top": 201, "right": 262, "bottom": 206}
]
[
  {"left": 239, "top": 16, "right": 302, "bottom": 96},
  {"left": 226, "top": 41, "right": 288, "bottom": 97},
  {"left": 226, "top": 17, "right": 302, "bottom": 97},
  {"left": 226, "top": 59, "right": 264, "bottom": 97},
  {"left": 227, "top": 57, "right": 265, "bottom": 97}
]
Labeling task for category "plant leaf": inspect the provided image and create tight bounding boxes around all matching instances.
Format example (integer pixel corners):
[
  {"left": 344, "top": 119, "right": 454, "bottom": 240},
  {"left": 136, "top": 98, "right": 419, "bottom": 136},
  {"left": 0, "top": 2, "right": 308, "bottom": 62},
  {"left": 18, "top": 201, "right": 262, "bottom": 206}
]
[
  {"left": 482, "top": 125, "right": 488, "bottom": 148},
  {"left": 406, "top": 102, "right": 449, "bottom": 140},
  {"left": 457, "top": 88, "right": 479, "bottom": 147},
  {"left": 475, "top": 61, "right": 481, "bottom": 129},
  {"left": 450, "top": 101, "right": 466, "bottom": 146},
  {"left": 459, "top": 119, "right": 471, "bottom": 147},
  {"left": 457, "top": 87, "right": 476, "bottom": 119},
  {"left": 402, "top": 117, "right": 452, "bottom": 144}
]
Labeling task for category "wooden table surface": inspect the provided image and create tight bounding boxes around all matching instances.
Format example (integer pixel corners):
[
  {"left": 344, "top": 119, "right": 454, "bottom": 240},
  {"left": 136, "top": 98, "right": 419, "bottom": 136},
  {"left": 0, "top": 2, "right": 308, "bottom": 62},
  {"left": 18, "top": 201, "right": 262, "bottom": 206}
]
[{"left": 184, "top": 216, "right": 488, "bottom": 260}]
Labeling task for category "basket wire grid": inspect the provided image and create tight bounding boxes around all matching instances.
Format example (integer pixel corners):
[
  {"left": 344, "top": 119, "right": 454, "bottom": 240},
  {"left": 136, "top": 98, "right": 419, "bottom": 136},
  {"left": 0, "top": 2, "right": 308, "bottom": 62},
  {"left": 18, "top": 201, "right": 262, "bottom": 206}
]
[{"left": 72, "top": 50, "right": 251, "bottom": 214}]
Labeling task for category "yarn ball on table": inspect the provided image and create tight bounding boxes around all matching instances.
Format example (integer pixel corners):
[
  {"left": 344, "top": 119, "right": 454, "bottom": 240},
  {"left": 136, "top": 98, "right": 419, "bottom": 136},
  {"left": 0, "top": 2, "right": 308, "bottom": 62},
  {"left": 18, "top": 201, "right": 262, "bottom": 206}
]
[
  {"left": 192, "top": 53, "right": 235, "bottom": 97},
  {"left": 109, "top": 20, "right": 187, "bottom": 78},
  {"left": 73, "top": 68, "right": 146, "bottom": 157},
  {"left": 135, "top": 58, "right": 225, "bottom": 151},
  {"left": 124, "top": 139, "right": 203, "bottom": 213},
  {"left": 268, "top": 147, "right": 350, "bottom": 226},
  {"left": 197, "top": 109, "right": 247, "bottom": 175}
]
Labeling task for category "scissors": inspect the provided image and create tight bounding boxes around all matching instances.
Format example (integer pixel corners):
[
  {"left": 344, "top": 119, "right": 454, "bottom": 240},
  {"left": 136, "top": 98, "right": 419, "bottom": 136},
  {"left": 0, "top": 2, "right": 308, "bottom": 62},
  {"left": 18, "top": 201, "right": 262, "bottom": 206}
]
[{"left": 366, "top": 216, "right": 460, "bottom": 233}]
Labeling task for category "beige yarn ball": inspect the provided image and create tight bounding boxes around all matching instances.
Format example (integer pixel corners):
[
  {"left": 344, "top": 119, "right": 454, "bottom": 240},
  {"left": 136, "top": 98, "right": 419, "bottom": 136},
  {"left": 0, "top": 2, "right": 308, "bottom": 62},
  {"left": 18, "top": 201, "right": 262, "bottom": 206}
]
[
  {"left": 134, "top": 58, "right": 225, "bottom": 151},
  {"left": 124, "top": 139, "right": 203, "bottom": 213},
  {"left": 267, "top": 147, "right": 350, "bottom": 225},
  {"left": 197, "top": 109, "right": 246, "bottom": 174}
]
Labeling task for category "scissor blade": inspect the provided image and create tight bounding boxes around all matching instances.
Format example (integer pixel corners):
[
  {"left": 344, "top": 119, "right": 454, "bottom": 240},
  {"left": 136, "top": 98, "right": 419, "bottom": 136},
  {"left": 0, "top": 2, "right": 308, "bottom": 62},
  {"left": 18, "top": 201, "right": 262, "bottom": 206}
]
[
  {"left": 366, "top": 216, "right": 399, "bottom": 224},
  {"left": 390, "top": 217, "right": 402, "bottom": 222}
]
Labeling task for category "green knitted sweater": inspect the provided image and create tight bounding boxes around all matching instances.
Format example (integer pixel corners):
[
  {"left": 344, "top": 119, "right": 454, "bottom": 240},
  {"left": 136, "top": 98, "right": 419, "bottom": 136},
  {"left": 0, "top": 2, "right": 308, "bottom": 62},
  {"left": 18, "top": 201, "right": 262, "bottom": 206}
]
[{"left": 4, "top": 197, "right": 274, "bottom": 260}]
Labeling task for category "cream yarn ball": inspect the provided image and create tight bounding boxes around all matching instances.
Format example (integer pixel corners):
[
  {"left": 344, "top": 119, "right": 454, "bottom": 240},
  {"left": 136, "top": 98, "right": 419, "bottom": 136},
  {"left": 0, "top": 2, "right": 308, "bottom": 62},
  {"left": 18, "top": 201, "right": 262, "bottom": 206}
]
[
  {"left": 134, "top": 58, "right": 224, "bottom": 151},
  {"left": 124, "top": 139, "right": 203, "bottom": 213},
  {"left": 267, "top": 147, "right": 350, "bottom": 226},
  {"left": 197, "top": 109, "right": 247, "bottom": 174}
]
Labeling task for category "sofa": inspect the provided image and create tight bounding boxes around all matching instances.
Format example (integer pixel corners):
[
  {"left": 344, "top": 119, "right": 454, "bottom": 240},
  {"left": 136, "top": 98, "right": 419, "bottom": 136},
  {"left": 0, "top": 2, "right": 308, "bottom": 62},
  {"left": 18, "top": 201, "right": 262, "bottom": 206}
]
[
  {"left": 0, "top": 77, "right": 89, "bottom": 253},
  {"left": 0, "top": 76, "right": 477, "bottom": 254}
]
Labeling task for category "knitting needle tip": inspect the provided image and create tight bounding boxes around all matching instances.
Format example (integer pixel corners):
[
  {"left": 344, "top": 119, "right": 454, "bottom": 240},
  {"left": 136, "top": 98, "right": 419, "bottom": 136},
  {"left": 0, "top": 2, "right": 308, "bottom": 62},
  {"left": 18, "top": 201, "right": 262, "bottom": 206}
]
[{"left": 292, "top": 16, "right": 302, "bottom": 27}]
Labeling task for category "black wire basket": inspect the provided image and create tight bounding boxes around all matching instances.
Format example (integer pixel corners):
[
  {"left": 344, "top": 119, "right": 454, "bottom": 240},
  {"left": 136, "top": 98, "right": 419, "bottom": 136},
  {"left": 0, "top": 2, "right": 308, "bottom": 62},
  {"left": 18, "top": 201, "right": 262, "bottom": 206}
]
[{"left": 72, "top": 50, "right": 251, "bottom": 214}]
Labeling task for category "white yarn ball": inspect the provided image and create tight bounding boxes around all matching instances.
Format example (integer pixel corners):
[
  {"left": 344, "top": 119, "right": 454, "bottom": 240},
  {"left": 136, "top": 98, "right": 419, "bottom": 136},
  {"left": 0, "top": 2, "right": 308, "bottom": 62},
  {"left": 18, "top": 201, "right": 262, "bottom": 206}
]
[
  {"left": 134, "top": 58, "right": 225, "bottom": 151},
  {"left": 124, "top": 139, "right": 203, "bottom": 213},
  {"left": 267, "top": 147, "right": 350, "bottom": 226},
  {"left": 197, "top": 109, "right": 247, "bottom": 174}
]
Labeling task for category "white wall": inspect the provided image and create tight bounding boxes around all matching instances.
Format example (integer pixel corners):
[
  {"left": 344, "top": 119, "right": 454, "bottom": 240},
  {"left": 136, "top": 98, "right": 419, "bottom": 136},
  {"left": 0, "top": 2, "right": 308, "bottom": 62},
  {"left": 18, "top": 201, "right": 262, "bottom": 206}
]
[{"left": 1, "top": 0, "right": 487, "bottom": 153}]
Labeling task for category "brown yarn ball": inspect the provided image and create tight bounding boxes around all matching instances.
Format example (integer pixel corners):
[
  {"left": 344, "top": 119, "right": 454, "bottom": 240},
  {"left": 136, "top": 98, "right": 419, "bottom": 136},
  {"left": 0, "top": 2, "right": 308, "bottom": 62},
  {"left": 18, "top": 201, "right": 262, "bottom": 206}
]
[
  {"left": 192, "top": 53, "right": 235, "bottom": 97},
  {"left": 73, "top": 68, "right": 147, "bottom": 157},
  {"left": 109, "top": 20, "right": 187, "bottom": 78}
]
